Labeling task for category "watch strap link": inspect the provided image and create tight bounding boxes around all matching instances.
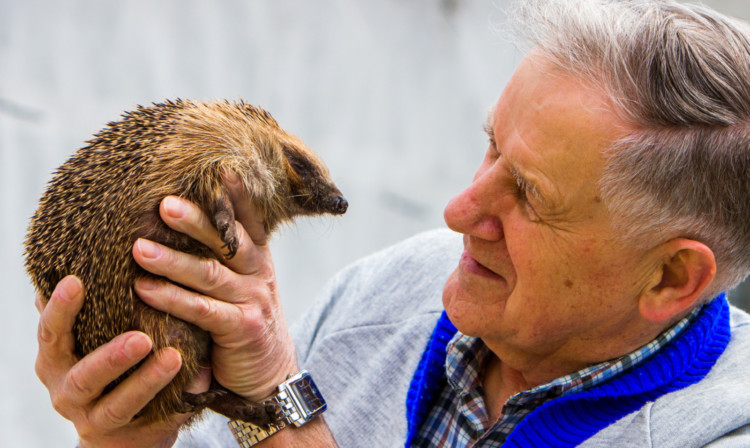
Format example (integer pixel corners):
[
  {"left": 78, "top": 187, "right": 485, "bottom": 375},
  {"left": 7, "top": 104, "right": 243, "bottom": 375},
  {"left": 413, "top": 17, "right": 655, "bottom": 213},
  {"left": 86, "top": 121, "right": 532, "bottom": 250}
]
[
  {"left": 227, "top": 391, "right": 296, "bottom": 447},
  {"left": 227, "top": 419, "right": 286, "bottom": 447},
  {"left": 273, "top": 387, "right": 302, "bottom": 425}
]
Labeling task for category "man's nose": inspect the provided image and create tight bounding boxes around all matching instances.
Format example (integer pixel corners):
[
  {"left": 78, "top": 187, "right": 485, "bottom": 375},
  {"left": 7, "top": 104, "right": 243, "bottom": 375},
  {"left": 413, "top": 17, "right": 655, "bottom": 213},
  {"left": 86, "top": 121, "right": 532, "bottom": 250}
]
[{"left": 443, "top": 175, "right": 504, "bottom": 241}]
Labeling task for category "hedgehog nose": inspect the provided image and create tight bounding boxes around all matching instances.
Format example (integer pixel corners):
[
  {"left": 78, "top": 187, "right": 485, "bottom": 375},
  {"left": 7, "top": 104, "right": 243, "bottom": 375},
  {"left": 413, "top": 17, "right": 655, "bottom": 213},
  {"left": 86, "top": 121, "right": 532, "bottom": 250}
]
[{"left": 333, "top": 196, "right": 348, "bottom": 214}]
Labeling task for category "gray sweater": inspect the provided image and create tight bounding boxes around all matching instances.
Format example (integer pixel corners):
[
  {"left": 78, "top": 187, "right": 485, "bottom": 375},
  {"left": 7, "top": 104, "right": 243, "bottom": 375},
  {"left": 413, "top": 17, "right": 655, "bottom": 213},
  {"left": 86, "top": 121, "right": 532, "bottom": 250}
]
[{"left": 177, "top": 229, "right": 750, "bottom": 447}]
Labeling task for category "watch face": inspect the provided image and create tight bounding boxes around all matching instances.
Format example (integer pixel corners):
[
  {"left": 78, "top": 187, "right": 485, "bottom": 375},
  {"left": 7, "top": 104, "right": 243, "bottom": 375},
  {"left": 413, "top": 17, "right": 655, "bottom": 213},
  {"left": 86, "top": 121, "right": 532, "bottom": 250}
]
[{"left": 289, "top": 375, "right": 327, "bottom": 416}]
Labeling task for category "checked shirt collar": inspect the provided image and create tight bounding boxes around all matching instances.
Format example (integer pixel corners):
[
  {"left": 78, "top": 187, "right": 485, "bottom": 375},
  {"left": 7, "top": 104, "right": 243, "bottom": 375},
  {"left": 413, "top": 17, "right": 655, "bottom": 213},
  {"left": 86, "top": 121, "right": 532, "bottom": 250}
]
[{"left": 414, "top": 305, "right": 702, "bottom": 447}]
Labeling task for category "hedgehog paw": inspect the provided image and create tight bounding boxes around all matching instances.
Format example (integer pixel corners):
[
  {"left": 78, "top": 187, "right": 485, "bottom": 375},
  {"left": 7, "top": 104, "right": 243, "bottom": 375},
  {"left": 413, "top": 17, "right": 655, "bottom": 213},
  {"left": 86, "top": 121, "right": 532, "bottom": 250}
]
[
  {"left": 217, "top": 221, "right": 238, "bottom": 258},
  {"left": 212, "top": 208, "right": 238, "bottom": 259},
  {"left": 230, "top": 400, "right": 285, "bottom": 427},
  {"left": 265, "top": 400, "right": 286, "bottom": 426}
]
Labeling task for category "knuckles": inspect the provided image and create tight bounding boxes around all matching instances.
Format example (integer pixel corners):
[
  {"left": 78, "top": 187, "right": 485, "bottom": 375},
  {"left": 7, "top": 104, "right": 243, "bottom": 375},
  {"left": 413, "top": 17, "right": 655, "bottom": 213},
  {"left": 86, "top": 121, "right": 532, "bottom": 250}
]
[
  {"left": 48, "top": 378, "right": 80, "bottom": 422},
  {"left": 97, "top": 401, "right": 132, "bottom": 428},
  {"left": 200, "top": 258, "right": 226, "bottom": 291},
  {"left": 235, "top": 303, "right": 272, "bottom": 343},
  {"left": 66, "top": 366, "right": 98, "bottom": 400},
  {"left": 50, "top": 392, "right": 73, "bottom": 420},
  {"left": 194, "top": 294, "right": 218, "bottom": 322},
  {"left": 37, "top": 317, "right": 58, "bottom": 346},
  {"left": 34, "top": 354, "right": 51, "bottom": 385}
]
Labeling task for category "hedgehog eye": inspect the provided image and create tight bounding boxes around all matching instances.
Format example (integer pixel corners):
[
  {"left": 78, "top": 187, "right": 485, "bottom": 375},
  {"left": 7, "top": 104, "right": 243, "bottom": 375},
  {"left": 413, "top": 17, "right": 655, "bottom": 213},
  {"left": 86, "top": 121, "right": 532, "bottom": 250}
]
[{"left": 283, "top": 147, "right": 314, "bottom": 177}]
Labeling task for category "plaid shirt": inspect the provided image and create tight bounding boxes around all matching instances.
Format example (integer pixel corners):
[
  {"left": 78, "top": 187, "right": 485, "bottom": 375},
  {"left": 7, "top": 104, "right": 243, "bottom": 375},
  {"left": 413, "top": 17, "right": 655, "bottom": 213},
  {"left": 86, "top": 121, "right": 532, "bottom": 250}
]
[{"left": 412, "top": 307, "right": 702, "bottom": 447}]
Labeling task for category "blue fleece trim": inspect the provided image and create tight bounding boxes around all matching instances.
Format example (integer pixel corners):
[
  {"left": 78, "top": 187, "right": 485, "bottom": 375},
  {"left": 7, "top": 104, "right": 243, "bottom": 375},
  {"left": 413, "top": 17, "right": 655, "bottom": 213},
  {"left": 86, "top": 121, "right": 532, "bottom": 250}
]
[
  {"left": 405, "top": 295, "right": 730, "bottom": 447},
  {"left": 404, "top": 311, "right": 457, "bottom": 447}
]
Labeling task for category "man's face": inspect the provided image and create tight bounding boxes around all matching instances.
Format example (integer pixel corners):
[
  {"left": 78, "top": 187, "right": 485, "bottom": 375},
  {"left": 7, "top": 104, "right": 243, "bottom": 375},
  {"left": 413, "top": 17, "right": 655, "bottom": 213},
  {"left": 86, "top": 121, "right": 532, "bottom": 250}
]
[{"left": 442, "top": 53, "right": 653, "bottom": 368}]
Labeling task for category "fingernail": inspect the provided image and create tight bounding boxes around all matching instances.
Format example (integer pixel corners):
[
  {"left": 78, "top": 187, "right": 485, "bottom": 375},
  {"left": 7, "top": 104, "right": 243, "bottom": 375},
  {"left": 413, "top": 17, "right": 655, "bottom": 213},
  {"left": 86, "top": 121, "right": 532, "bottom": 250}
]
[
  {"left": 56, "top": 276, "right": 82, "bottom": 302},
  {"left": 138, "top": 278, "right": 159, "bottom": 290},
  {"left": 124, "top": 333, "right": 151, "bottom": 358},
  {"left": 160, "top": 348, "right": 182, "bottom": 373},
  {"left": 136, "top": 239, "right": 161, "bottom": 259},
  {"left": 163, "top": 196, "right": 186, "bottom": 219}
]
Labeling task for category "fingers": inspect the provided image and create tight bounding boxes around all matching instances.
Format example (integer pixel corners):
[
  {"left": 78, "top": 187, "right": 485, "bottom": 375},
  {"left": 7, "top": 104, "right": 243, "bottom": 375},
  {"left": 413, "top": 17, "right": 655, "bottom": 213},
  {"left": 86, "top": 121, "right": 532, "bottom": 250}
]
[
  {"left": 36, "top": 276, "right": 176, "bottom": 427},
  {"left": 90, "top": 348, "right": 182, "bottom": 428},
  {"left": 158, "top": 196, "right": 267, "bottom": 274},
  {"left": 133, "top": 239, "right": 268, "bottom": 301},
  {"left": 134, "top": 277, "right": 246, "bottom": 337},
  {"left": 159, "top": 197, "right": 225, "bottom": 255},
  {"left": 36, "top": 276, "right": 85, "bottom": 378},
  {"left": 69, "top": 347, "right": 189, "bottom": 445},
  {"left": 57, "top": 332, "right": 153, "bottom": 409},
  {"left": 185, "top": 366, "right": 212, "bottom": 394},
  {"left": 35, "top": 277, "right": 192, "bottom": 446}
]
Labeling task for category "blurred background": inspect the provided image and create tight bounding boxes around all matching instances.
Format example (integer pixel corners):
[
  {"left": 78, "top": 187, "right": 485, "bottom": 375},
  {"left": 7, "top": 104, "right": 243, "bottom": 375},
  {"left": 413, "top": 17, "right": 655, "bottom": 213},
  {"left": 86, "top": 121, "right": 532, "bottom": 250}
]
[{"left": 2, "top": 0, "right": 748, "bottom": 446}]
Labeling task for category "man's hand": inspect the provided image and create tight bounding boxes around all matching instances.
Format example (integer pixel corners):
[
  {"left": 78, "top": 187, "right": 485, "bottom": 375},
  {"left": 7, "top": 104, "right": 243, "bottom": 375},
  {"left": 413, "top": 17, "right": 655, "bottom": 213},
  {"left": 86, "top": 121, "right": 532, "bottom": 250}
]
[
  {"left": 35, "top": 275, "right": 211, "bottom": 448},
  {"left": 132, "top": 173, "right": 298, "bottom": 403}
]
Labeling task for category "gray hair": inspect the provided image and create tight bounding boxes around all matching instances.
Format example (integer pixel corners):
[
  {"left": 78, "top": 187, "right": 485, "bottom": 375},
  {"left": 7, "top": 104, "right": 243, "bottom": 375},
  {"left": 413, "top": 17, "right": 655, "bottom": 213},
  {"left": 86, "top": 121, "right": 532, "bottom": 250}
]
[{"left": 511, "top": 0, "right": 750, "bottom": 294}]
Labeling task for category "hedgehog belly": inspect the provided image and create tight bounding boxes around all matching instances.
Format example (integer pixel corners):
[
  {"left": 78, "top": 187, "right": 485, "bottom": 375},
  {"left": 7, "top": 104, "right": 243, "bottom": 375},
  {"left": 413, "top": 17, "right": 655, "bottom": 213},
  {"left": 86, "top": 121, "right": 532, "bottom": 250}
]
[{"left": 131, "top": 299, "right": 212, "bottom": 423}]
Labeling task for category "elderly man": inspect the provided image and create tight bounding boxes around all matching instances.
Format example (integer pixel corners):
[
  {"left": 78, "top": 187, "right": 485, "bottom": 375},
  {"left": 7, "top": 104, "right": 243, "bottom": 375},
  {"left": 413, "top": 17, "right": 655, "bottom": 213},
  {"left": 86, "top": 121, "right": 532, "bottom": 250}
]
[{"left": 35, "top": 0, "right": 750, "bottom": 446}]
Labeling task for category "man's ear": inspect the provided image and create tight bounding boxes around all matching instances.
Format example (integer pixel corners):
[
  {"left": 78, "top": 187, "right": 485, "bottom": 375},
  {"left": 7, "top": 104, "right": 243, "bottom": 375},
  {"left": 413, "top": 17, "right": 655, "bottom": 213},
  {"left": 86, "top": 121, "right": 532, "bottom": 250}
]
[{"left": 639, "top": 238, "right": 716, "bottom": 323}]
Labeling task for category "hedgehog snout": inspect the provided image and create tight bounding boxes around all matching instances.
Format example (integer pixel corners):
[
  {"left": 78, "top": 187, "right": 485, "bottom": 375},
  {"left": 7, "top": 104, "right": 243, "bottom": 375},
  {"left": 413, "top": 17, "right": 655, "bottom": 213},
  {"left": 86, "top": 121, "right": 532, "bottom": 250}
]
[{"left": 332, "top": 196, "right": 348, "bottom": 215}]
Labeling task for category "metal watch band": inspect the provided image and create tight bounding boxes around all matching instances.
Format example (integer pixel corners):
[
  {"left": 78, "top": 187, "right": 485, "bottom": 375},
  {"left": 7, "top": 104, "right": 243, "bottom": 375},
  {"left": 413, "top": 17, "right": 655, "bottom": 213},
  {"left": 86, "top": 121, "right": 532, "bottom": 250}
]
[
  {"left": 272, "top": 386, "right": 303, "bottom": 425},
  {"left": 227, "top": 370, "right": 326, "bottom": 447},
  {"left": 228, "top": 419, "right": 286, "bottom": 447}
]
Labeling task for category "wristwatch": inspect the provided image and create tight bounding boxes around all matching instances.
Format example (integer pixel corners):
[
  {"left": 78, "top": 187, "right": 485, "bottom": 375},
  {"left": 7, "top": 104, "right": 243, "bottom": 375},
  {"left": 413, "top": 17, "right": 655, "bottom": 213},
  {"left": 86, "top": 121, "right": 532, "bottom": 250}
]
[{"left": 228, "top": 371, "right": 327, "bottom": 447}]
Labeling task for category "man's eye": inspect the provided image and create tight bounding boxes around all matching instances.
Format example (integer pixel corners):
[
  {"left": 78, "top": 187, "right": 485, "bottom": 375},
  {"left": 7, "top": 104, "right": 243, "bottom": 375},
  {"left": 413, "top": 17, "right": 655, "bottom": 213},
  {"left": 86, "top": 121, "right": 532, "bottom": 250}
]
[
  {"left": 515, "top": 183, "right": 527, "bottom": 200},
  {"left": 514, "top": 181, "right": 530, "bottom": 204},
  {"left": 486, "top": 140, "right": 500, "bottom": 158},
  {"left": 518, "top": 189, "right": 540, "bottom": 221},
  {"left": 511, "top": 175, "right": 541, "bottom": 221}
]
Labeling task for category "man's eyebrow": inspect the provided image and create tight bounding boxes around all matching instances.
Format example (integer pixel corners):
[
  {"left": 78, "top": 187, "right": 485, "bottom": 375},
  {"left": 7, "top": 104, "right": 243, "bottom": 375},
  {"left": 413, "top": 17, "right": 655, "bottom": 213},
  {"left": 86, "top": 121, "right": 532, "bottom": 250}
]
[
  {"left": 482, "top": 108, "right": 554, "bottom": 209},
  {"left": 483, "top": 110, "right": 495, "bottom": 140},
  {"left": 513, "top": 165, "right": 556, "bottom": 209},
  {"left": 510, "top": 165, "right": 539, "bottom": 198}
]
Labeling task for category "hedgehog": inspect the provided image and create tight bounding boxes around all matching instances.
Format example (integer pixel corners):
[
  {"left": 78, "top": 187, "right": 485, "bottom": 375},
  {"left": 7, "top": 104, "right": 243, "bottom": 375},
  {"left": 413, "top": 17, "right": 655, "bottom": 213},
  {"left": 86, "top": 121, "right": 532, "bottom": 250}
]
[{"left": 24, "top": 99, "right": 348, "bottom": 427}]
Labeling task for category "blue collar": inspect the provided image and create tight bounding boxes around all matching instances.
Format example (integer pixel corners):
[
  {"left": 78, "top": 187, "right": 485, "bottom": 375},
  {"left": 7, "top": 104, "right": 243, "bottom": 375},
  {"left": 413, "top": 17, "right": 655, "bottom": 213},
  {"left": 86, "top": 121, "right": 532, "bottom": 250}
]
[{"left": 405, "top": 294, "right": 731, "bottom": 447}]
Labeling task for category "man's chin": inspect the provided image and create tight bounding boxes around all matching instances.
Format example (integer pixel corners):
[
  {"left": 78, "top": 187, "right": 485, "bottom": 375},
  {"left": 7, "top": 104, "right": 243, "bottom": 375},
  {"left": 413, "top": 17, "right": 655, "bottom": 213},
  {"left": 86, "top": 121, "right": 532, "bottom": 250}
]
[
  {"left": 441, "top": 268, "right": 513, "bottom": 336},
  {"left": 442, "top": 271, "right": 482, "bottom": 336},
  {"left": 441, "top": 268, "right": 460, "bottom": 306}
]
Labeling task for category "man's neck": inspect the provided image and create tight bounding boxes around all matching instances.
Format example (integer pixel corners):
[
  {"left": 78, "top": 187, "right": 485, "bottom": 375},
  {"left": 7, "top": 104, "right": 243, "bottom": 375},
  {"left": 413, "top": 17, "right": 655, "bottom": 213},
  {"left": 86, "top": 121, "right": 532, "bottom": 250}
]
[
  {"left": 480, "top": 318, "right": 675, "bottom": 422},
  {"left": 482, "top": 355, "right": 525, "bottom": 422}
]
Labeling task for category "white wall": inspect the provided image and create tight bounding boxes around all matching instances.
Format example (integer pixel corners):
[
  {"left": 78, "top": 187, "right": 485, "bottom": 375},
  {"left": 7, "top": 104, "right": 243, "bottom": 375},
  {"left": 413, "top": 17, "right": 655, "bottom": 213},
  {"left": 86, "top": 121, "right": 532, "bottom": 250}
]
[
  {"left": 1, "top": 1, "right": 747, "bottom": 446},
  {"left": 1, "top": 1, "right": 519, "bottom": 445}
]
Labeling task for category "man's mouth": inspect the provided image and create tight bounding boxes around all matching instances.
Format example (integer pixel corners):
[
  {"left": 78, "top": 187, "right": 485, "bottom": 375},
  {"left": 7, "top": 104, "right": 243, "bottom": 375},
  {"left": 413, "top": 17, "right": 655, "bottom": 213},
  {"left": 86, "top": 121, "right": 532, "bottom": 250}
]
[{"left": 459, "top": 251, "right": 503, "bottom": 280}]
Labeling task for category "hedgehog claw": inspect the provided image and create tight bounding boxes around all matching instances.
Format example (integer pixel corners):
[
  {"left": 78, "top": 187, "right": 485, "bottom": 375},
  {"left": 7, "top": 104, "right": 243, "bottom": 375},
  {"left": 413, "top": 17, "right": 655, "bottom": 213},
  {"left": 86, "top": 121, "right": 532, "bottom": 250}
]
[
  {"left": 212, "top": 208, "right": 238, "bottom": 258},
  {"left": 221, "top": 238, "right": 238, "bottom": 258}
]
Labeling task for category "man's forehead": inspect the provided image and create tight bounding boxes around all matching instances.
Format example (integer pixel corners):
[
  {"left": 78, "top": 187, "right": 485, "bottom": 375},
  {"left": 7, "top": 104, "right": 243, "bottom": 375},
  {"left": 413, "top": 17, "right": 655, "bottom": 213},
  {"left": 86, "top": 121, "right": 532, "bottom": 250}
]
[{"left": 488, "top": 54, "right": 626, "bottom": 211}]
